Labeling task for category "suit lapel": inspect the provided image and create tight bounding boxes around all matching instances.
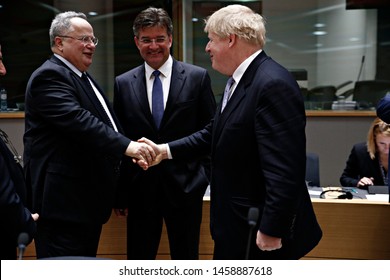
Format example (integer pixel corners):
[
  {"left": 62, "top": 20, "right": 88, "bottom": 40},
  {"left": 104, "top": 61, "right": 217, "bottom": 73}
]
[
  {"left": 77, "top": 72, "right": 115, "bottom": 128},
  {"left": 50, "top": 56, "right": 116, "bottom": 129},
  {"left": 213, "top": 52, "right": 270, "bottom": 140},
  {"left": 162, "top": 60, "right": 185, "bottom": 128},
  {"left": 131, "top": 66, "right": 156, "bottom": 126}
]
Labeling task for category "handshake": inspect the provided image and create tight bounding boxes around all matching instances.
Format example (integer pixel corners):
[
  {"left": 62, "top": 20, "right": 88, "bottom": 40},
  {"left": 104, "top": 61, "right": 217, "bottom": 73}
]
[{"left": 125, "top": 137, "right": 168, "bottom": 170}]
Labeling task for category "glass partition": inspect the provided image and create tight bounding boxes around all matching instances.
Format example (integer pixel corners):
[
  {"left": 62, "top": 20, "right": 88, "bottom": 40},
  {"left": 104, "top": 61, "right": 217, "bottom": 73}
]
[
  {"left": 0, "top": 0, "right": 389, "bottom": 111},
  {"left": 182, "top": 0, "right": 390, "bottom": 110}
]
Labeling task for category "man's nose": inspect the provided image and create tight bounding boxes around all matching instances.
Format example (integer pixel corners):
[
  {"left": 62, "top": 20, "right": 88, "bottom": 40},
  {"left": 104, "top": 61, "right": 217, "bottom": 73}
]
[{"left": 0, "top": 63, "right": 6, "bottom": 76}]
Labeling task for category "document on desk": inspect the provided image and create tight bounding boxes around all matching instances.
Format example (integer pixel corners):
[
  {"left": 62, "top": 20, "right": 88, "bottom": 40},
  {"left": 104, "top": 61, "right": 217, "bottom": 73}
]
[
  {"left": 365, "top": 194, "right": 389, "bottom": 202},
  {"left": 308, "top": 189, "right": 322, "bottom": 196}
]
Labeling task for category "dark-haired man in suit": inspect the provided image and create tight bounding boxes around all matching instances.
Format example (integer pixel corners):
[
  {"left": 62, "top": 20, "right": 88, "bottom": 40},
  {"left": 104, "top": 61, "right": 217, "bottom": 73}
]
[{"left": 113, "top": 7, "right": 216, "bottom": 259}]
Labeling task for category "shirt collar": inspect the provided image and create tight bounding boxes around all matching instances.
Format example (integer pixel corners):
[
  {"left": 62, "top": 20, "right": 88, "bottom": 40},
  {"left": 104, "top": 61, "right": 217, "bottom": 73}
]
[
  {"left": 232, "top": 49, "right": 262, "bottom": 85},
  {"left": 145, "top": 55, "right": 173, "bottom": 79},
  {"left": 54, "top": 54, "right": 83, "bottom": 77}
]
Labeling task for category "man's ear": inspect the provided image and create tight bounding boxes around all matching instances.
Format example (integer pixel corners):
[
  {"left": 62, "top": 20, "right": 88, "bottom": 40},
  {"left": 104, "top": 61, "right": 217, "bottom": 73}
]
[
  {"left": 228, "top": 34, "right": 236, "bottom": 46},
  {"left": 54, "top": 37, "right": 64, "bottom": 52}
]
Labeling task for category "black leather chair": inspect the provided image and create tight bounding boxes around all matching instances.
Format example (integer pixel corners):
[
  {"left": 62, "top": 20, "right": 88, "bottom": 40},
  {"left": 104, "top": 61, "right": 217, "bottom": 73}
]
[
  {"left": 352, "top": 80, "right": 390, "bottom": 109},
  {"left": 306, "top": 152, "right": 320, "bottom": 187},
  {"left": 307, "top": 81, "right": 352, "bottom": 110}
]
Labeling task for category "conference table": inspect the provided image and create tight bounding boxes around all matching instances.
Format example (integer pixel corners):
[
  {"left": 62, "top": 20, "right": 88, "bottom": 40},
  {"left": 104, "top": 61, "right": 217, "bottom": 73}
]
[{"left": 24, "top": 188, "right": 390, "bottom": 260}]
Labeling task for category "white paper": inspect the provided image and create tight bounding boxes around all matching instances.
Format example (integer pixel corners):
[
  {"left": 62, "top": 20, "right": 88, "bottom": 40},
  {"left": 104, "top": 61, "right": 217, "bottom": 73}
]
[{"left": 365, "top": 194, "right": 389, "bottom": 202}]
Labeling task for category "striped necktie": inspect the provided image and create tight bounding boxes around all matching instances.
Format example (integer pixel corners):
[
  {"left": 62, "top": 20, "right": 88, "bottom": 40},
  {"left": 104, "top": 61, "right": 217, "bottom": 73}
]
[{"left": 221, "top": 77, "right": 235, "bottom": 112}]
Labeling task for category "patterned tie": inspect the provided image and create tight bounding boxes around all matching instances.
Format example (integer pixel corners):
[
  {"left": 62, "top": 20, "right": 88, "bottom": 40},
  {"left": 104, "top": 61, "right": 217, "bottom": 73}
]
[
  {"left": 221, "top": 77, "right": 235, "bottom": 112},
  {"left": 152, "top": 70, "right": 164, "bottom": 128}
]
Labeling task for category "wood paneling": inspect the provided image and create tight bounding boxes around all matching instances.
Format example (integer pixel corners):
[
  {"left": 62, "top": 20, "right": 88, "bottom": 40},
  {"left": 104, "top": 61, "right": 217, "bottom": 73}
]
[{"left": 23, "top": 198, "right": 390, "bottom": 260}]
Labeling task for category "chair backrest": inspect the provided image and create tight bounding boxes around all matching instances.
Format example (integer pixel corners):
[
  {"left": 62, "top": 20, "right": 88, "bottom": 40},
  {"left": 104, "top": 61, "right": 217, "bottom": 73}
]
[
  {"left": 306, "top": 152, "right": 320, "bottom": 187},
  {"left": 307, "top": 86, "right": 337, "bottom": 110},
  {"left": 352, "top": 80, "right": 390, "bottom": 109}
]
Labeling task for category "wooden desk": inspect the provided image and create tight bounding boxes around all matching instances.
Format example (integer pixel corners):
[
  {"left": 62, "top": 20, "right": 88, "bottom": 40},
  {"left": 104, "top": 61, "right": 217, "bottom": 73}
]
[
  {"left": 0, "top": 112, "right": 25, "bottom": 119},
  {"left": 1, "top": 110, "right": 377, "bottom": 119},
  {"left": 24, "top": 198, "right": 390, "bottom": 260},
  {"left": 307, "top": 198, "right": 390, "bottom": 259},
  {"left": 305, "top": 110, "right": 376, "bottom": 117}
]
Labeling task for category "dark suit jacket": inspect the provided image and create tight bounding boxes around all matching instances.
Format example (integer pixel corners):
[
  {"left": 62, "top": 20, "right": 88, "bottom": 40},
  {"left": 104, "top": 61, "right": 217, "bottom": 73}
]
[
  {"left": 168, "top": 51, "right": 322, "bottom": 259},
  {"left": 340, "top": 142, "right": 384, "bottom": 187},
  {"left": 0, "top": 136, "right": 36, "bottom": 259},
  {"left": 113, "top": 59, "right": 216, "bottom": 208},
  {"left": 24, "top": 55, "right": 130, "bottom": 225},
  {"left": 377, "top": 94, "right": 390, "bottom": 123}
]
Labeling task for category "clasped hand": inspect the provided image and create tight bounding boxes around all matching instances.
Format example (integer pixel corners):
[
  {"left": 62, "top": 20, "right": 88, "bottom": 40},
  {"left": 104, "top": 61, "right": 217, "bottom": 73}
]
[{"left": 127, "top": 137, "right": 167, "bottom": 170}]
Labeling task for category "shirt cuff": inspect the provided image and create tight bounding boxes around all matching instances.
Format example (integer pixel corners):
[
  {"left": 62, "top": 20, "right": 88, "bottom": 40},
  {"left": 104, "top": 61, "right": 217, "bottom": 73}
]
[{"left": 165, "top": 143, "right": 172, "bottom": 159}]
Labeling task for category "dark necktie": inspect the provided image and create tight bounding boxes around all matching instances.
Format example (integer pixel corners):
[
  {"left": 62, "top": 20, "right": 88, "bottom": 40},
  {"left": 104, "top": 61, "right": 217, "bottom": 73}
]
[
  {"left": 221, "top": 77, "right": 235, "bottom": 112},
  {"left": 81, "top": 73, "right": 115, "bottom": 130},
  {"left": 152, "top": 70, "right": 164, "bottom": 128}
]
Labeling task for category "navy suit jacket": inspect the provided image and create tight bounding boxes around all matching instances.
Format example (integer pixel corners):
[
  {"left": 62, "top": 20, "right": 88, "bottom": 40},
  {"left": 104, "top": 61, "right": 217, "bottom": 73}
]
[
  {"left": 24, "top": 55, "right": 131, "bottom": 225},
  {"left": 169, "top": 51, "right": 322, "bottom": 259},
  {"left": 377, "top": 94, "right": 390, "bottom": 123},
  {"left": 113, "top": 59, "right": 216, "bottom": 208},
  {"left": 340, "top": 142, "right": 384, "bottom": 187},
  {"left": 0, "top": 136, "right": 36, "bottom": 259}
]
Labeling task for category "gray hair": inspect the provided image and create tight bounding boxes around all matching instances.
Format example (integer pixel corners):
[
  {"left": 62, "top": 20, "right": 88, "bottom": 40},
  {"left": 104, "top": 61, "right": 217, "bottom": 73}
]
[
  {"left": 133, "top": 7, "right": 173, "bottom": 38},
  {"left": 204, "top": 4, "right": 266, "bottom": 48},
  {"left": 49, "top": 11, "right": 87, "bottom": 47}
]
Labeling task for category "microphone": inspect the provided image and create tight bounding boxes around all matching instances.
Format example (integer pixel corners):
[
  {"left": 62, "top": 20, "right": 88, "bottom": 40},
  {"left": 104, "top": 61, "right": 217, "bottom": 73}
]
[
  {"left": 17, "top": 232, "right": 29, "bottom": 260},
  {"left": 245, "top": 207, "right": 259, "bottom": 260},
  {"left": 356, "top": 55, "right": 365, "bottom": 81}
]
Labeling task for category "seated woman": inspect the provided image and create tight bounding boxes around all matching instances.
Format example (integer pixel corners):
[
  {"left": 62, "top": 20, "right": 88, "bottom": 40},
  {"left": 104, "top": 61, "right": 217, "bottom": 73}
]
[{"left": 340, "top": 117, "right": 390, "bottom": 188}]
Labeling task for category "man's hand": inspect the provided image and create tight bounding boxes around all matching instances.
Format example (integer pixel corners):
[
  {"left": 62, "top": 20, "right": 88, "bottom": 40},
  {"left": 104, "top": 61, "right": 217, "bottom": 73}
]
[
  {"left": 256, "top": 231, "right": 282, "bottom": 251},
  {"left": 114, "top": 208, "right": 128, "bottom": 217},
  {"left": 136, "top": 137, "right": 168, "bottom": 168},
  {"left": 125, "top": 141, "right": 156, "bottom": 169},
  {"left": 31, "top": 213, "right": 39, "bottom": 221}
]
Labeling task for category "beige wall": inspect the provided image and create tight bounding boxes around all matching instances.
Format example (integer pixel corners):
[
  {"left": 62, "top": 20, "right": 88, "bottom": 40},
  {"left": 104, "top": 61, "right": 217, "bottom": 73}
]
[{"left": 306, "top": 115, "right": 374, "bottom": 186}]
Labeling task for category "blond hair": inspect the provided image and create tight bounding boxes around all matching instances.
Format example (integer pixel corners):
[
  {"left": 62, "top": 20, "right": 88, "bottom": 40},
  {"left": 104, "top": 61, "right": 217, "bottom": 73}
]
[
  {"left": 204, "top": 4, "right": 266, "bottom": 48},
  {"left": 367, "top": 117, "right": 390, "bottom": 159}
]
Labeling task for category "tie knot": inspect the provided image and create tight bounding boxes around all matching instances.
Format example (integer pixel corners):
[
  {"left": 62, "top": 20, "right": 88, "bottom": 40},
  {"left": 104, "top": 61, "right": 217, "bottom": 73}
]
[
  {"left": 152, "top": 70, "right": 161, "bottom": 78},
  {"left": 224, "top": 77, "right": 235, "bottom": 93},
  {"left": 228, "top": 77, "right": 235, "bottom": 87},
  {"left": 82, "top": 72, "right": 89, "bottom": 81}
]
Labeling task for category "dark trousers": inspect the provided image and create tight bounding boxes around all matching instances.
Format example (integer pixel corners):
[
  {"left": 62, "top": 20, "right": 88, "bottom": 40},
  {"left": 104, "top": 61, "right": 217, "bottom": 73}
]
[
  {"left": 126, "top": 197, "right": 203, "bottom": 260},
  {"left": 0, "top": 242, "right": 17, "bottom": 260},
  {"left": 35, "top": 220, "right": 102, "bottom": 259}
]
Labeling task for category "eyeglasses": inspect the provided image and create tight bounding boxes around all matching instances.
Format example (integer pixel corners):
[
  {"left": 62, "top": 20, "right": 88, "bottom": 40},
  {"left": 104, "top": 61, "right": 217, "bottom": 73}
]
[
  {"left": 138, "top": 37, "right": 167, "bottom": 45},
  {"left": 58, "top": 35, "right": 99, "bottom": 46}
]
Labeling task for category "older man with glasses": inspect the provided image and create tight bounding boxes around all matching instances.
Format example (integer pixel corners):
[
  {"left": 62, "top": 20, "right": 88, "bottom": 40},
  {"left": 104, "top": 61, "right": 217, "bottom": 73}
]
[{"left": 23, "top": 11, "right": 156, "bottom": 259}]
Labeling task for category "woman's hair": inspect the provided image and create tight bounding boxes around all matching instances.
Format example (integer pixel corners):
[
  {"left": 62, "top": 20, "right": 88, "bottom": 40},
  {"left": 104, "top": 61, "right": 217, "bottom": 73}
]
[
  {"left": 204, "top": 4, "right": 266, "bottom": 48},
  {"left": 49, "top": 11, "right": 87, "bottom": 47},
  {"left": 367, "top": 117, "right": 390, "bottom": 159},
  {"left": 132, "top": 7, "right": 173, "bottom": 38}
]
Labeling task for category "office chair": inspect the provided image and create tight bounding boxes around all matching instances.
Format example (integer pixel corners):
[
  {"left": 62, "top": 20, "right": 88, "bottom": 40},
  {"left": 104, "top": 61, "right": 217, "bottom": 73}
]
[
  {"left": 352, "top": 80, "right": 390, "bottom": 109},
  {"left": 306, "top": 152, "right": 320, "bottom": 187},
  {"left": 307, "top": 81, "right": 352, "bottom": 110}
]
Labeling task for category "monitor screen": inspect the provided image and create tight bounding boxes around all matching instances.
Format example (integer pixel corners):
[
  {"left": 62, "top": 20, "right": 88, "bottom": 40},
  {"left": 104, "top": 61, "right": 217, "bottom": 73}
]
[{"left": 346, "top": 0, "right": 390, "bottom": 9}]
